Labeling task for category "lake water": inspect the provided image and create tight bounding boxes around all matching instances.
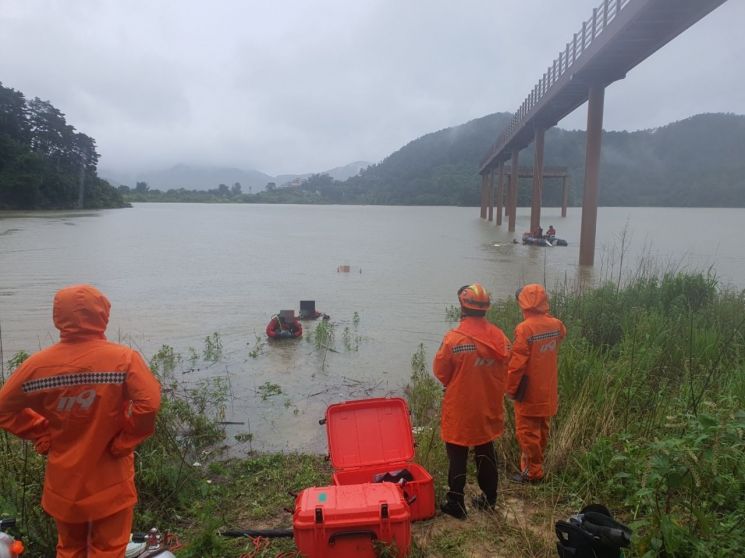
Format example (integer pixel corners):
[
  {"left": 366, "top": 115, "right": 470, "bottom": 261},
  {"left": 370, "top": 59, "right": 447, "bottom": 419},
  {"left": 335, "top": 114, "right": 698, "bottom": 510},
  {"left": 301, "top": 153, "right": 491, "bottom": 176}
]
[{"left": 1, "top": 204, "right": 743, "bottom": 452}]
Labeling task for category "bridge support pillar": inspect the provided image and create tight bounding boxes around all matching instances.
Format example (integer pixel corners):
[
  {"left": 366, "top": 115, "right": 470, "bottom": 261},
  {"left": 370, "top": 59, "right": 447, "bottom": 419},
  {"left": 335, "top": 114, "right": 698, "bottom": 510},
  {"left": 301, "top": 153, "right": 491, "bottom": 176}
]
[
  {"left": 562, "top": 175, "right": 569, "bottom": 217},
  {"left": 530, "top": 127, "right": 545, "bottom": 233},
  {"left": 504, "top": 171, "right": 509, "bottom": 218},
  {"left": 487, "top": 170, "right": 494, "bottom": 221},
  {"left": 496, "top": 162, "right": 504, "bottom": 226},
  {"left": 508, "top": 151, "right": 519, "bottom": 232},
  {"left": 480, "top": 174, "right": 487, "bottom": 219},
  {"left": 580, "top": 84, "right": 605, "bottom": 266}
]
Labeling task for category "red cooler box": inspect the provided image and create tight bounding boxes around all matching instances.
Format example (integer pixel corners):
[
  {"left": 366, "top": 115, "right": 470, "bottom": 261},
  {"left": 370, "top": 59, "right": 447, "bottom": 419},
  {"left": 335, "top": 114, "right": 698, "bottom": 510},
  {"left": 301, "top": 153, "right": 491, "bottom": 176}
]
[
  {"left": 294, "top": 484, "right": 411, "bottom": 558},
  {"left": 324, "top": 397, "right": 435, "bottom": 521}
]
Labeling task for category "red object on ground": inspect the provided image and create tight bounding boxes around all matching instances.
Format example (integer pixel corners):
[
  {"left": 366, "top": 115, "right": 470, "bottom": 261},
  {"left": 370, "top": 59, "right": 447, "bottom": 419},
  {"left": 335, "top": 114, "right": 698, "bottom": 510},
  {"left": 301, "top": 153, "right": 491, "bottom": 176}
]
[
  {"left": 324, "top": 398, "right": 435, "bottom": 522},
  {"left": 293, "top": 484, "right": 411, "bottom": 558}
]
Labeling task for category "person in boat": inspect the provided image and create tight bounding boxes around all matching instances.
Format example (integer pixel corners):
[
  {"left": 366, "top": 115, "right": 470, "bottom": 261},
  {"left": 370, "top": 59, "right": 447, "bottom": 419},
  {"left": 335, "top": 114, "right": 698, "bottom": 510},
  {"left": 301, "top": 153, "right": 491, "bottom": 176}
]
[
  {"left": 298, "top": 300, "right": 329, "bottom": 321},
  {"left": 433, "top": 283, "right": 511, "bottom": 518},
  {"left": 266, "top": 310, "right": 303, "bottom": 339},
  {"left": 546, "top": 225, "right": 556, "bottom": 238},
  {"left": 536, "top": 226, "right": 544, "bottom": 239}
]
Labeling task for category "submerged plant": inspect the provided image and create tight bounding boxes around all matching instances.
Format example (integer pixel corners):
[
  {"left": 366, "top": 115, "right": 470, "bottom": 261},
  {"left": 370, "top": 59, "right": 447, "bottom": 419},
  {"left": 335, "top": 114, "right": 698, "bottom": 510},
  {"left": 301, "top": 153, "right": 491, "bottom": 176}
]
[
  {"left": 186, "top": 346, "right": 199, "bottom": 369},
  {"left": 307, "top": 319, "right": 335, "bottom": 350},
  {"left": 6, "top": 350, "right": 29, "bottom": 374},
  {"left": 257, "top": 381, "right": 282, "bottom": 401},
  {"left": 202, "top": 332, "right": 223, "bottom": 362},
  {"left": 247, "top": 335, "right": 265, "bottom": 359},
  {"left": 444, "top": 304, "right": 461, "bottom": 323},
  {"left": 342, "top": 326, "right": 361, "bottom": 351}
]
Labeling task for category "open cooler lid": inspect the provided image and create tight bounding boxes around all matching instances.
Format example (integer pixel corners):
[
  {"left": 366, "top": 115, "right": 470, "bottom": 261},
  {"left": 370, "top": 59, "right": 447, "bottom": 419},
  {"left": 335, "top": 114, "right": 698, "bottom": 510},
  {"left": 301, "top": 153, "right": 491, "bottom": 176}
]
[{"left": 325, "top": 397, "right": 414, "bottom": 471}]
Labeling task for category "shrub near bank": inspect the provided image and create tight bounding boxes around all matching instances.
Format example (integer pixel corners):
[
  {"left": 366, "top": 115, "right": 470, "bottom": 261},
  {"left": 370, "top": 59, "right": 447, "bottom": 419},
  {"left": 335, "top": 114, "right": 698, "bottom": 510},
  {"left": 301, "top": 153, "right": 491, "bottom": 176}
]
[
  {"left": 487, "top": 271, "right": 745, "bottom": 557},
  {"left": 545, "top": 273, "right": 745, "bottom": 557}
]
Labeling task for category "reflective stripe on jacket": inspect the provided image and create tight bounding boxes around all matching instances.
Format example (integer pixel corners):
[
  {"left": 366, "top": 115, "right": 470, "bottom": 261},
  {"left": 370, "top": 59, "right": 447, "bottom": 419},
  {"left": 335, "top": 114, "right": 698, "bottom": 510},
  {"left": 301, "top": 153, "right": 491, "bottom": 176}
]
[
  {"left": 0, "top": 285, "right": 161, "bottom": 522},
  {"left": 433, "top": 317, "right": 511, "bottom": 446}
]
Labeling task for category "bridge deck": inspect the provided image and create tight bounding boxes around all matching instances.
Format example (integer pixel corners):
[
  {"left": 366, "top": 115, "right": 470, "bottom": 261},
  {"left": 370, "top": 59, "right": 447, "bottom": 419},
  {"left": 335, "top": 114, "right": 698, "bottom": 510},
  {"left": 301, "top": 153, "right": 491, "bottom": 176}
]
[{"left": 480, "top": 0, "right": 727, "bottom": 173}]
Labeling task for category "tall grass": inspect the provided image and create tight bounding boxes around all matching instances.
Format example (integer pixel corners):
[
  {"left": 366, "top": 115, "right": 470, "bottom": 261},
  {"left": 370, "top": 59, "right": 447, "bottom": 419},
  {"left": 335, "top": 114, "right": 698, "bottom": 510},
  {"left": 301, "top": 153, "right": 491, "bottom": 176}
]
[
  {"left": 408, "top": 269, "right": 745, "bottom": 556},
  {"left": 542, "top": 272, "right": 745, "bottom": 556}
]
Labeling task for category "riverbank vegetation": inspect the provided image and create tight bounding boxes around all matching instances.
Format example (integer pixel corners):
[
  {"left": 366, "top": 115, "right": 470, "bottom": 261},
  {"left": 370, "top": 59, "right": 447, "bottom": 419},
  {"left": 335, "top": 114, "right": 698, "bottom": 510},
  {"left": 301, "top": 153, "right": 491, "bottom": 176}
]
[
  {"left": 1, "top": 269, "right": 743, "bottom": 556},
  {"left": 120, "top": 112, "right": 745, "bottom": 208},
  {"left": 0, "top": 82, "right": 127, "bottom": 210}
]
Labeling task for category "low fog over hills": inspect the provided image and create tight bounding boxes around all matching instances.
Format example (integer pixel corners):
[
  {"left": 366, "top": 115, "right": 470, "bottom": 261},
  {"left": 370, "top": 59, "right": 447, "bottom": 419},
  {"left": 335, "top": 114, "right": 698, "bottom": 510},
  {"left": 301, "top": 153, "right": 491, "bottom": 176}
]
[{"left": 101, "top": 161, "right": 371, "bottom": 192}]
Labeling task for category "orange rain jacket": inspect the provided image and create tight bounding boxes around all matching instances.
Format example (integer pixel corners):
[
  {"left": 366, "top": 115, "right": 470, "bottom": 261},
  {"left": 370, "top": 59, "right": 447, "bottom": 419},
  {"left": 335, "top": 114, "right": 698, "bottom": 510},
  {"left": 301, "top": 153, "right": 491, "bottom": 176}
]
[
  {"left": 0, "top": 285, "right": 161, "bottom": 523},
  {"left": 507, "top": 284, "right": 567, "bottom": 417},
  {"left": 433, "top": 317, "right": 511, "bottom": 446}
]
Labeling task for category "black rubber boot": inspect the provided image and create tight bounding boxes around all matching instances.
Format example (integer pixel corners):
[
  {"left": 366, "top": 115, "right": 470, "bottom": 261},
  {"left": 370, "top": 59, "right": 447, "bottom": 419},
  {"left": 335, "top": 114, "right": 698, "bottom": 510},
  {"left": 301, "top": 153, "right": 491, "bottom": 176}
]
[{"left": 440, "top": 499, "right": 467, "bottom": 520}]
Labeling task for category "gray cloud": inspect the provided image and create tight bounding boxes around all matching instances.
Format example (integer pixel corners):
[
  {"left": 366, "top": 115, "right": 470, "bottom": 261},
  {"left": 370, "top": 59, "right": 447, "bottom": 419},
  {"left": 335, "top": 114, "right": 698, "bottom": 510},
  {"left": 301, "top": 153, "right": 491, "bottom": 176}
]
[{"left": 1, "top": 0, "right": 742, "bottom": 175}]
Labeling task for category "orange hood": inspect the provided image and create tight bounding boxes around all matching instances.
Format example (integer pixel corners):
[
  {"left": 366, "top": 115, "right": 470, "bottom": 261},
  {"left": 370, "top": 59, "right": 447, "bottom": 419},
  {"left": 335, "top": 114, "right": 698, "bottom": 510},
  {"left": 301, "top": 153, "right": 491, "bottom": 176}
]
[
  {"left": 53, "top": 284, "right": 110, "bottom": 341},
  {"left": 517, "top": 283, "right": 550, "bottom": 314}
]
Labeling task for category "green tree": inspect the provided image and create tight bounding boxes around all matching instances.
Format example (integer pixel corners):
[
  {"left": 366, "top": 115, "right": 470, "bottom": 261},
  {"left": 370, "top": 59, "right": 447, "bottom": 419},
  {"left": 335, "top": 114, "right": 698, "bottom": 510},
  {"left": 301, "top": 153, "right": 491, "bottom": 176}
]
[{"left": 0, "top": 81, "right": 126, "bottom": 210}]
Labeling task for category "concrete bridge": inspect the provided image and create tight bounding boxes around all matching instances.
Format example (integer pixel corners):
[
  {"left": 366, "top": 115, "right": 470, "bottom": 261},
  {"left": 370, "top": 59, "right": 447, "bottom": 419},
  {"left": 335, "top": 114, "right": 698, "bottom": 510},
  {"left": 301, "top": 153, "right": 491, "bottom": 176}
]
[
  {"left": 481, "top": 166, "right": 570, "bottom": 226},
  {"left": 478, "top": 0, "right": 728, "bottom": 265}
]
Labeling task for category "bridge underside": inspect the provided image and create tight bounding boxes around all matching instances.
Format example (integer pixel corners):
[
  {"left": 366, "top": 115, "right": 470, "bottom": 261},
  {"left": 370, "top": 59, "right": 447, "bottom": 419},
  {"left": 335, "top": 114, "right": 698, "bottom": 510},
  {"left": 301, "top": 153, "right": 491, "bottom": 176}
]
[
  {"left": 480, "top": 166, "right": 571, "bottom": 228},
  {"left": 479, "top": 0, "right": 727, "bottom": 265}
]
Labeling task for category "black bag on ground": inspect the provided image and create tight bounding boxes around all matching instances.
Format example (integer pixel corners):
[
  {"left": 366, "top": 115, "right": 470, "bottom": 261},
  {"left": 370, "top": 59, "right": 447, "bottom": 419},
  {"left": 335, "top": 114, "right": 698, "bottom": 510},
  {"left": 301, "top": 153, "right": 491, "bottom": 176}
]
[{"left": 555, "top": 504, "right": 632, "bottom": 558}]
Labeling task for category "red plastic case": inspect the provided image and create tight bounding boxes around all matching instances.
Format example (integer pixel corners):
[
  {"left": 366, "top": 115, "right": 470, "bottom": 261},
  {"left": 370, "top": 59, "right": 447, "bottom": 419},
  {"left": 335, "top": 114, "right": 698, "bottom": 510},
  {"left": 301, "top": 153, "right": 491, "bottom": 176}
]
[
  {"left": 324, "top": 397, "right": 436, "bottom": 521},
  {"left": 293, "top": 484, "right": 411, "bottom": 558}
]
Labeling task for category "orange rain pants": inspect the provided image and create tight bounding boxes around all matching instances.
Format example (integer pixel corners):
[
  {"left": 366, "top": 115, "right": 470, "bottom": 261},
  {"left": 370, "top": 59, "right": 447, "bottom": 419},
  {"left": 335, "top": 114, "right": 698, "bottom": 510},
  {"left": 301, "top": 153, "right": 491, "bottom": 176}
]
[
  {"left": 55, "top": 507, "right": 133, "bottom": 558},
  {"left": 514, "top": 413, "right": 550, "bottom": 480}
]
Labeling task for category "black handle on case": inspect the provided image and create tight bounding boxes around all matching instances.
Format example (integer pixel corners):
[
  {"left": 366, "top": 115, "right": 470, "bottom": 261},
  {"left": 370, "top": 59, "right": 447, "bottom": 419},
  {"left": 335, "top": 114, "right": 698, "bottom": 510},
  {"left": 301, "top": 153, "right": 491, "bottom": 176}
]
[
  {"left": 319, "top": 418, "right": 326, "bottom": 425},
  {"left": 328, "top": 530, "right": 377, "bottom": 545}
]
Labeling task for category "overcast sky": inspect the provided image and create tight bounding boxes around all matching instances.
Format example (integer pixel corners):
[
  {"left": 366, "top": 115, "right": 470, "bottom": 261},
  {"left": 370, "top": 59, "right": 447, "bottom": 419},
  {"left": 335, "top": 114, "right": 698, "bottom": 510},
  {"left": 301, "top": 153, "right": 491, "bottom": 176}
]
[{"left": 1, "top": 0, "right": 743, "bottom": 176}]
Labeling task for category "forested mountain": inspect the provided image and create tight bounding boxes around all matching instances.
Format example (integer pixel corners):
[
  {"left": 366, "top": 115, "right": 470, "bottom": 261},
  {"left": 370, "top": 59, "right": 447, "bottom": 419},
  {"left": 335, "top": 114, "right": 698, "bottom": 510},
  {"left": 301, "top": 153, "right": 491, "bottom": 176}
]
[
  {"left": 0, "top": 82, "right": 126, "bottom": 210},
  {"left": 537, "top": 113, "right": 745, "bottom": 207},
  {"left": 245, "top": 112, "right": 745, "bottom": 207},
  {"left": 130, "top": 164, "right": 273, "bottom": 192}
]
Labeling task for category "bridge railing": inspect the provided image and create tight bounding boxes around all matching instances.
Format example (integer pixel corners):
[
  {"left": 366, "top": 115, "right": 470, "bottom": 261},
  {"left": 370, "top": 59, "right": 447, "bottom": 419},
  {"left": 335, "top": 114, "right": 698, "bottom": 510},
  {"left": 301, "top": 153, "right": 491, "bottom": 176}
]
[{"left": 481, "top": 0, "right": 631, "bottom": 169}]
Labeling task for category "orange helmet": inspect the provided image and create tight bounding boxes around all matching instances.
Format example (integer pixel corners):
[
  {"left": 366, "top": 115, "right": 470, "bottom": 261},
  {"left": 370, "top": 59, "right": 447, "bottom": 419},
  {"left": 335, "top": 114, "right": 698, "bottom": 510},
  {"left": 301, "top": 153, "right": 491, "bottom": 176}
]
[{"left": 457, "top": 283, "right": 491, "bottom": 311}]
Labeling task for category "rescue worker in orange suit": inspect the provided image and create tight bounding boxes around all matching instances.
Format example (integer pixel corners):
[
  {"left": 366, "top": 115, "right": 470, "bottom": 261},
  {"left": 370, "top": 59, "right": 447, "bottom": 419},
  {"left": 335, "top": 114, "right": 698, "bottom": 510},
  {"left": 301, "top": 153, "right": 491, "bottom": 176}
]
[
  {"left": 0, "top": 284, "right": 161, "bottom": 557},
  {"left": 507, "top": 283, "right": 566, "bottom": 484},
  {"left": 266, "top": 313, "right": 303, "bottom": 339},
  {"left": 433, "top": 283, "right": 511, "bottom": 518}
]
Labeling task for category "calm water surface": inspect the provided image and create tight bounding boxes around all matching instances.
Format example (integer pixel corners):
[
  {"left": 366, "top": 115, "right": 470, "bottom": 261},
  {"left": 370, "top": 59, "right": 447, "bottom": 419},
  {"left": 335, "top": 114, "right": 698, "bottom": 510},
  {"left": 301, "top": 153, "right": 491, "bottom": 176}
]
[{"left": 1, "top": 204, "right": 743, "bottom": 451}]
